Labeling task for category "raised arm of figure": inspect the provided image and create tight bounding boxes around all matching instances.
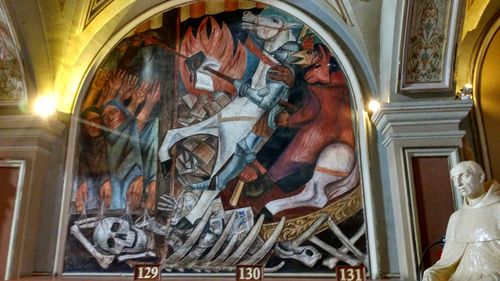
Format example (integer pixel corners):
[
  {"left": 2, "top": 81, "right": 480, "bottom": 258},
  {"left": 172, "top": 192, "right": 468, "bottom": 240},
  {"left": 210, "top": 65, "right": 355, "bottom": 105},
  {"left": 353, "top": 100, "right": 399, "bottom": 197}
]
[{"left": 136, "top": 81, "right": 160, "bottom": 132}]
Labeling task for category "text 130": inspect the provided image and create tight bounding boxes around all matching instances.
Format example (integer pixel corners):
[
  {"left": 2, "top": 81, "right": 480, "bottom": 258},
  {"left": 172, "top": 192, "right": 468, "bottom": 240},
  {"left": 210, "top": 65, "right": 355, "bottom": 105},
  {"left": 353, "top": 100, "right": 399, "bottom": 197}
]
[{"left": 236, "top": 265, "right": 263, "bottom": 281}]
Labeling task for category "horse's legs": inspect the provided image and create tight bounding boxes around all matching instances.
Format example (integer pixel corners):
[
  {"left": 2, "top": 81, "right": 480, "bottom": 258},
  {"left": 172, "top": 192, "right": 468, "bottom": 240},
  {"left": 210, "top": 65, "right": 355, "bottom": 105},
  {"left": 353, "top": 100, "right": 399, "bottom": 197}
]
[
  {"left": 265, "top": 175, "right": 335, "bottom": 215},
  {"left": 265, "top": 143, "right": 355, "bottom": 215}
]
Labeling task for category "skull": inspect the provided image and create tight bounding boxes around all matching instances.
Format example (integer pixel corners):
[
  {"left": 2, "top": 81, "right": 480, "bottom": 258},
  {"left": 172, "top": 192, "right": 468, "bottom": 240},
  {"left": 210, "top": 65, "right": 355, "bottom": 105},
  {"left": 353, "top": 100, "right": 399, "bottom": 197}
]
[{"left": 93, "top": 217, "right": 148, "bottom": 255}]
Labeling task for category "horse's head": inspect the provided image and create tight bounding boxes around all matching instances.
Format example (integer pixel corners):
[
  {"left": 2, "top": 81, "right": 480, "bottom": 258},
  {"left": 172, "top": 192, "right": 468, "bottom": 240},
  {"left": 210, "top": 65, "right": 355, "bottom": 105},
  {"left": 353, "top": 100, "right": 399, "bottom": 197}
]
[{"left": 242, "top": 11, "right": 298, "bottom": 42}]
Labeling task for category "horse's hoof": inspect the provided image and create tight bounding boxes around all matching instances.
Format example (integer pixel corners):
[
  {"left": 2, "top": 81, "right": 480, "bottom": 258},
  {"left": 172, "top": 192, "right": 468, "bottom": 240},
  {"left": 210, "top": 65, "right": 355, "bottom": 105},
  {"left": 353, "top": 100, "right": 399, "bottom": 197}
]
[{"left": 244, "top": 175, "right": 274, "bottom": 198}]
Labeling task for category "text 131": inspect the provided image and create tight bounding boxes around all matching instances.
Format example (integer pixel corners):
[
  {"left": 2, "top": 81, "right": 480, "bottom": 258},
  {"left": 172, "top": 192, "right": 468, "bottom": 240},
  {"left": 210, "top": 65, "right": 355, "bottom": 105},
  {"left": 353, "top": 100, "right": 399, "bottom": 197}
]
[{"left": 336, "top": 265, "right": 366, "bottom": 281}]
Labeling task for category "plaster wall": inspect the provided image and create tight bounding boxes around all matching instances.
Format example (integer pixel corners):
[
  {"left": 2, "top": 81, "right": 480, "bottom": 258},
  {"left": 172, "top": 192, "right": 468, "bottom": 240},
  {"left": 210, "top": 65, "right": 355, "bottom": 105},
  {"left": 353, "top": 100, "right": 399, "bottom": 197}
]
[
  {"left": 479, "top": 28, "right": 500, "bottom": 180},
  {"left": 1, "top": 0, "right": 388, "bottom": 276},
  {"left": 348, "top": 0, "right": 381, "bottom": 96},
  {"left": 49, "top": 0, "right": 387, "bottom": 277},
  {"left": 5, "top": 0, "right": 381, "bottom": 113},
  {"left": 378, "top": 0, "right": 402, "bottom": 102},
  {"left": 33, "top": 124, "right": 68, "bottom": 274},
  {"left": 0, "top": 0, "right": 480, "bottom": 279},
  {"left": 455, "top": 0, "right": 499, "bottom": 90}
]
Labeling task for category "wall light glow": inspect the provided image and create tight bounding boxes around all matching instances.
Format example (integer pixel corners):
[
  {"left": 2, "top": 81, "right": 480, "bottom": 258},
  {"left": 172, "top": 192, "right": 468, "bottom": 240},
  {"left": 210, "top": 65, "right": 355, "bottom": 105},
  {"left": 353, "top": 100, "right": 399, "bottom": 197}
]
[
  {"left": 368, "top": 99, "right": 381, "bottom": 114},
  {"left": 33, "top": 95, "right": 58, "bottom": 117}
]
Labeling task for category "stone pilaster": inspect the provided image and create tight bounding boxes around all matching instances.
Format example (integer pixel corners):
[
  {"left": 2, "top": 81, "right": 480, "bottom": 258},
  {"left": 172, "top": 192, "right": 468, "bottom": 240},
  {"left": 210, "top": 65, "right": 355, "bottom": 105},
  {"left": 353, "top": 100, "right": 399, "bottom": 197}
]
[
  {"left": 371, "top": 100, "right": 472, "bottom": 280},
  {"left": 0, "top": 115, "right": 65, "bottom": 278}
]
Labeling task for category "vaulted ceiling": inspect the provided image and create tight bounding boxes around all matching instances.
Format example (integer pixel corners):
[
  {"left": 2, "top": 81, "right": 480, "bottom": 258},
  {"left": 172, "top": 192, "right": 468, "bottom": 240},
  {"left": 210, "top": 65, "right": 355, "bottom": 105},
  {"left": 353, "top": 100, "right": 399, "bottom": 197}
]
[{"left": 2, "top": 0, "right": 497, "bottom": 114}]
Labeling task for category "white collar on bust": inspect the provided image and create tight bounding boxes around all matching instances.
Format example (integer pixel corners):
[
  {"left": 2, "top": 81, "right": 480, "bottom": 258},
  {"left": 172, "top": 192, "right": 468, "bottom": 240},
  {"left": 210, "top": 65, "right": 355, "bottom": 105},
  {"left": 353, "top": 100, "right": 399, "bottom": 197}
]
[{"left": 464, "top": 180, "right": 500, "bottom": 208}]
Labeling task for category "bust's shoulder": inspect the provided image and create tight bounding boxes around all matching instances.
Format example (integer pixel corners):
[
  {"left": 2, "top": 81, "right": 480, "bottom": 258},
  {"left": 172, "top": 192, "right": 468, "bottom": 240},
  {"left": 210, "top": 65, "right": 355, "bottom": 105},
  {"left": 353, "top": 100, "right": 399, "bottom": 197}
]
[{"left": 447, "top": 210, "right": 461, "bottom": 224}]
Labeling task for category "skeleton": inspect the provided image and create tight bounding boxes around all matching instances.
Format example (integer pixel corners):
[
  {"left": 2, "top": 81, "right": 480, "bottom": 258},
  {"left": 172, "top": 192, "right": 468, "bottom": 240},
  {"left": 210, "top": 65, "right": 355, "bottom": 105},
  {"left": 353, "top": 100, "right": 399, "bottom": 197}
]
[
  {"left": 274, "top": 214, "right": 326, "bottom": 267},
  {"left": 156, "top": 186, "right": 367, "bottom": 273},
  {"left": 307, "top": 219, "right": 367, "bottom": 268},
  {"left": 273, "top": 213, "right": 368, "bottom": 269},
  {"left": 197, "top": 211, "right": 238, "bottom": 263},
  {"left": 309, "top": 236, "right": 360, "bottom": 266},
  {"left": 157, "top": 190, "right": 285, "bottom": 272},
  {"left": 178, "top": 211, "right": 239, "bottom": 269},
  {"left": 222, "top": 214, "right": 266, "bottom": 265},
  {"left": 169, "top": 261, "right": 286, "bottom": 273},
  {"left": 93, "top": 217, "right": 149, "bottom": 255},
  {"left": 325, "top": 218, "right": 368, "bottom": 265},
  {"left": 320, "top": 224, "right": 366, "bottom": 269},
  {"left": 205, "top": 234, "right": 239, "bottom": 267},
  {"left": 164, "top": 206, "right": 214, "bottom": 264},
  {"left": 70, "top": 213, "right": 158, "bottom": 269},
  {"left": 162, "top": 213, "right": 286, "bottom": 273},
  {"left": 241, "top": 216, "right": 286, "bottom": 265},
  {"left": 158, "top": 194, "right": 266, "bottom": 271},
  {"left": 70, "top": 218, "right": 114, "bottom": 269}
]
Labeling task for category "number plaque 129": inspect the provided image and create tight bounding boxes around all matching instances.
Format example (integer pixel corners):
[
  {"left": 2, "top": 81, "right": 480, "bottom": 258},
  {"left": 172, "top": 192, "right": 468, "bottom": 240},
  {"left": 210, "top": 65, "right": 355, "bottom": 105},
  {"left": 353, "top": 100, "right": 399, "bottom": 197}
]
[{"left": 134, "top": 264, "right": 161, "bottom": 281}]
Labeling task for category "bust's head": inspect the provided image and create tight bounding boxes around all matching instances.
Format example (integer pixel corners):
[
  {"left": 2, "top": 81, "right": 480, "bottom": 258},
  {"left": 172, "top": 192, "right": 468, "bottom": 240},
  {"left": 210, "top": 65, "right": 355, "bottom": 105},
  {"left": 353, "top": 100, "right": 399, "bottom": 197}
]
[{"left": 450, "top": 161, "right": 485, "bottom": 200}]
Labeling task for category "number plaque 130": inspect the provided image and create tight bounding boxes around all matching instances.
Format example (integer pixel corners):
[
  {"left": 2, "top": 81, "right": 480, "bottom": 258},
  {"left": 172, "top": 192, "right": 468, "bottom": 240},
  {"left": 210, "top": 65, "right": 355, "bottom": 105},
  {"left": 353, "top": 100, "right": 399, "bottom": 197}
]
[{"left": 236, "top": 265, "right": 263, "bottom": 281}]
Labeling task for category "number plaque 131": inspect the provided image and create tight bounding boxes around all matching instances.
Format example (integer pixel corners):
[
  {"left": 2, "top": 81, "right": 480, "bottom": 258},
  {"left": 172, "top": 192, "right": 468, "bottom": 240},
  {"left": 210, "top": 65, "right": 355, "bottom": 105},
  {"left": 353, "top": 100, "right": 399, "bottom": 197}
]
[{"left": 336, "top": 265, "right": 366, "bottom": 281}]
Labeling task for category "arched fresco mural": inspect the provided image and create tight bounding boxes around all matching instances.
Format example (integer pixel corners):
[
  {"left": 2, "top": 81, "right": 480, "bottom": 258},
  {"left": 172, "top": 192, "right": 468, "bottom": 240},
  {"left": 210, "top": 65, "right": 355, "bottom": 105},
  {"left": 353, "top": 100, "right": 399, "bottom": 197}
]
[{"left": 63, "top": 0, "right": 367, "bottom": 275}]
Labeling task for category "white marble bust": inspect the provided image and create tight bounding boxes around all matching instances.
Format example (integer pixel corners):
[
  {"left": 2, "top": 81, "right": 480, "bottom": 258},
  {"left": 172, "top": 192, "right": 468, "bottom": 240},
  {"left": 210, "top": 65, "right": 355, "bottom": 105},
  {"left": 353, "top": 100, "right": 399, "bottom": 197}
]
[{"left": 423, "top": 161, "right": 500, "bottom": 281}]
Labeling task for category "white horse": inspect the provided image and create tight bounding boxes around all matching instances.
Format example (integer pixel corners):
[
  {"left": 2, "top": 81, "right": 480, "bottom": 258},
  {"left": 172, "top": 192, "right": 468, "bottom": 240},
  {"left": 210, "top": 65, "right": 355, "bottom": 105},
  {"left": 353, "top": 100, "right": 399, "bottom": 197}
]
[
  {"left": 159, "top": 12, "right": 299, "bottom": 180},
  {"left": 242, "top": 11, "right": 299, "bottom": 89},
  {"left": 158, "top": 12, "right": 300, "bottom": 227}
]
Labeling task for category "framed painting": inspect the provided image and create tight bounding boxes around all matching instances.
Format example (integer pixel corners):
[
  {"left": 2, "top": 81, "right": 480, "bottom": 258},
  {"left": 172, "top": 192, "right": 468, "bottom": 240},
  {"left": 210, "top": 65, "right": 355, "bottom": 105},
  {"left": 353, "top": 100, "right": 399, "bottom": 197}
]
[
  {"left": 0, "top": 160, "right": 25, "bottom": 280},
  {"left": 399, "top": 0, "right": 461, "bottom": 93},
  {"left": 63, "top": 0, "right": 367, "bottom": 276},
  {"left": 403, "top": 147, "right": 460, "bottom": 272}
]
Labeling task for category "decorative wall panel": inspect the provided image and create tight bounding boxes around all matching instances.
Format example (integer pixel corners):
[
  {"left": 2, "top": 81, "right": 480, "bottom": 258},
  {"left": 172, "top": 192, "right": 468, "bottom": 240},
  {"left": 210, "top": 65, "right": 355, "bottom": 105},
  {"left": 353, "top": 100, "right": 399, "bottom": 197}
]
[
  {"left": 0, "top": 161, "right": 24, "bottom": 280},
  {"left": 0, "top": 5, "right": 26, "bottom": 105},
  {"left": 399, "top": 0, "right": 460, "bottom": 92},
  {"left": 63, "top": 0, "right": 367, "bottom": 276},
  {"left": 83, "top": 0, "right": 114, "bottom": 28}
]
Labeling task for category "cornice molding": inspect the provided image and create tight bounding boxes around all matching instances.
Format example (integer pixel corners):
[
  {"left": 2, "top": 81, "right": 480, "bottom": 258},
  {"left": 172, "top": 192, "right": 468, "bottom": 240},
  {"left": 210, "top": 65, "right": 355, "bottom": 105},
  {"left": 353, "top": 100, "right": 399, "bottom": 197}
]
[
  {"left": 0, "top": 115, "right": 65, "bottom": 133},
  {"left": 0, "top": 115, "right": 66, "bottom": 151},
  {"left": 371, "top": 99, "right": 473, "bottom": 147}
]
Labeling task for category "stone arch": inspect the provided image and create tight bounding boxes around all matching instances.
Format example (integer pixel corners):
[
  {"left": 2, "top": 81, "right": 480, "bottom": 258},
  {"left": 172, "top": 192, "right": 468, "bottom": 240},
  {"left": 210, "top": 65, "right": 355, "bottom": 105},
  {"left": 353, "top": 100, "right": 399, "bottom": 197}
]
[
  {"left": 471, "top": 18, "right": 500, "bottom": 180},
  {"left": 455, "top": 0, "right": 500, "bottom": 179},
  {"left": 57, "top": 0, "right": 380, "bottom": 276}
]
